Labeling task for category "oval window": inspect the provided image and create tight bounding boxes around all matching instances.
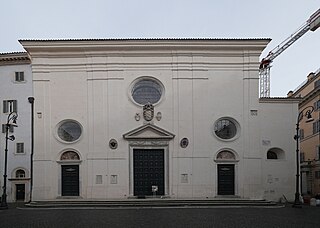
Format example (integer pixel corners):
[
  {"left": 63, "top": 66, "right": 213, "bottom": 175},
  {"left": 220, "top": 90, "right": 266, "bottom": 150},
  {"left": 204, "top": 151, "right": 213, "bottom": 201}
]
[
  {"left": 131, "top": 78, "right": 163, "bottom": 105},
  {"left": 214, "top": 118, "right": 237, "bottom": 140},
  {"left": 57, "top": 120, "right": 82, "bottom": 142}
]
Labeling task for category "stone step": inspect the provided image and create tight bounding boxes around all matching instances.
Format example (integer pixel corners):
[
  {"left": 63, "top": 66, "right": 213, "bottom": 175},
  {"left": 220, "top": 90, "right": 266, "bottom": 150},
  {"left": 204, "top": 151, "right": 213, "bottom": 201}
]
[{"left": 25, "top": 199, "right": 279, "bottom": 208}]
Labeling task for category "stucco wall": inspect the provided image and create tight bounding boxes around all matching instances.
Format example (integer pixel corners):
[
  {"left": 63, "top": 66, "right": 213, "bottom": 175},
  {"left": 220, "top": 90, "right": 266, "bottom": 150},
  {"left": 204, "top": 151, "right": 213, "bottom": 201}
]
[{"left": 22, "top": 39, "right": 297, "bottom": 201}]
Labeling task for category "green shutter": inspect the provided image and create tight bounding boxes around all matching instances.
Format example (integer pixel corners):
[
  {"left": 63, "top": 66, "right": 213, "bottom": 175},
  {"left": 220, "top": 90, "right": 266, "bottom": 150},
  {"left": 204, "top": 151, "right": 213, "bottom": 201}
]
[
  {"left": 3, "top": 100, "right": 8, "bottom": 113},
  {"left": 12, "top": 100, "right": 17, "bottom": 112}
]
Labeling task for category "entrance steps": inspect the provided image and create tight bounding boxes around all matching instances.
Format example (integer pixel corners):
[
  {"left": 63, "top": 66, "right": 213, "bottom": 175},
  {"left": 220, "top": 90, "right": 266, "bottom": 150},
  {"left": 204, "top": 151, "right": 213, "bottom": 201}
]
[{"left": 25, "top": 198, "right": 279, "bottom": 208}]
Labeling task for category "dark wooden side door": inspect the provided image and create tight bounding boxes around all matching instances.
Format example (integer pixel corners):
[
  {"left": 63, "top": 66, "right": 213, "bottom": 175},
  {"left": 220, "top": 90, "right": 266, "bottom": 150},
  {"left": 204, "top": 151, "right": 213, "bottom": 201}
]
[
  {"left": 218, "top": 164, "right": 235, "bottom": 195},
  {"left": 133, "top": 149, "right": 164, "bottom": 196},
  {"left": 62, "top": 165, "right": 79, "bottom": 196},
  {"left": 16, "top": 184, "right": 25, "bottom": 201}
]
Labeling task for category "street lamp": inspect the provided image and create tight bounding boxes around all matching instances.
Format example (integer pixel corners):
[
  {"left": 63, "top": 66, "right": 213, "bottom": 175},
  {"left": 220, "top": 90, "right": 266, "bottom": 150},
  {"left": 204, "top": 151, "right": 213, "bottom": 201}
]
[
  {"left": 293, "top": 106, "right": 314, "bottom": 208},
  {"left": 0, "top": 112, "right": 18, "bottom": 209}
]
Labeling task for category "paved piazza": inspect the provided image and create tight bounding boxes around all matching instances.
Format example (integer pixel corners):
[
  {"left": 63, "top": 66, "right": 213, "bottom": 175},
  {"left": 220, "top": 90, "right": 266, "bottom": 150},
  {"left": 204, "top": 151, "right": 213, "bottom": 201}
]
[{"left": 1, "top": 205, "right": 320, "bottom": 228}]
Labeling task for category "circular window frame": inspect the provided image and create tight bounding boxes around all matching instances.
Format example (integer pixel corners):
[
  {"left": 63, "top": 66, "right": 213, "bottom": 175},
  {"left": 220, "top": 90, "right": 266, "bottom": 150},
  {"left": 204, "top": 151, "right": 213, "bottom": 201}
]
[
  {"left": 212, "top": 117, "right": 240, "bottom": 142},
  {"left": 129, "top": 76, "right": 165, "bottom": 106},
  {"left": 54, "top": 119, "right": 83, "bottom": 144}
]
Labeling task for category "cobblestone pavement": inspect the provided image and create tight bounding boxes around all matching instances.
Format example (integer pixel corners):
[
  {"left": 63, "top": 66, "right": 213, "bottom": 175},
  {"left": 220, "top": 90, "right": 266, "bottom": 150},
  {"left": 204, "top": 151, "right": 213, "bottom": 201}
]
[{"left": 1, "top": 204, "right": 320, "bottom": 228}]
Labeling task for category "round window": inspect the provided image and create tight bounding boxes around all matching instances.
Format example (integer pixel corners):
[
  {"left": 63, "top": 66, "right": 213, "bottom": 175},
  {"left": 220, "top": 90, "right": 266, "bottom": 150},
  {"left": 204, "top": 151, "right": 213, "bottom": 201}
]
[
  {"left": 131, "top": 78, "right": 163, "bottom": 105},
  {"left": 57, "top": 120, "right": 82, "bottom": 142},
  {"left": 214, "top": 118, "right": 237, "bottom": 140}
]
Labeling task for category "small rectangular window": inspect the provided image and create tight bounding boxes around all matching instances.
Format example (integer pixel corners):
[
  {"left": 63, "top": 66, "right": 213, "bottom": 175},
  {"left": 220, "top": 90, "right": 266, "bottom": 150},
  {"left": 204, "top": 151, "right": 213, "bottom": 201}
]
[
  {"left": 15, "top": 72, "right": 25, "bottom": 82},
  {"left": 95, "top": 175, "right": 102, "bottom": 184},
  {"left": 315, "top": 100, "right": 320, "bottom": 111},
  {"left": 110, "top": 175, "right": 118, "bottom": 184},
  {"left": 299, "top": 129, "right": 304, "bottom": 140},
  {"left": 16, "top": 143, "right": 24, "bottom": 154},
  {"left": 315, "top": 80, "right": 320, "bottom": 89},
  {"left": 313, "top": 120, "right": 320, "bottom": 134},
  {"left": 315, "top": 171, "right": 320, "bottom": 179},
  {"left": 3, "top": 100, "right": 17, "bottom": 113},
  {"left": 181, "top": 174, "right": 189, "bottom": 183},
  {"left": 300, "top": 152, "right": 305, "bottom": 162},
  {"left": 2, "top": 124, "right": 14, "bottom": 133}
]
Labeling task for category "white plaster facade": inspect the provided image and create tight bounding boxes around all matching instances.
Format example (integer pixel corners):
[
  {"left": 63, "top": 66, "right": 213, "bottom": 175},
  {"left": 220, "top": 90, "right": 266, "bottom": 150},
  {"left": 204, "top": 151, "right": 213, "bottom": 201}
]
[
  {"left": 0, "top": 52, "right": 32, "bottom": 202},
  {"left": 20, "top": 39, "right": 299, "bottom": 202}
]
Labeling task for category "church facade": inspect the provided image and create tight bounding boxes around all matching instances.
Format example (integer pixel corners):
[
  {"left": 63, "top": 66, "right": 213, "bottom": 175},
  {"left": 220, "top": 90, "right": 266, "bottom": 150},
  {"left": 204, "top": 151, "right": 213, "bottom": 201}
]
[{"left": 20, "top": 39, "right": 299, "bottom": 201}]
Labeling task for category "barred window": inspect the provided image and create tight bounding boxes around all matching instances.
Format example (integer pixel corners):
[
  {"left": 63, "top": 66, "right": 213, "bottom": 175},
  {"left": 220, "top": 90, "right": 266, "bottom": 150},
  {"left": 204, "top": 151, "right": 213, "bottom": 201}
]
[{"left": 16, "top": 143, "right": 24, "bottom": 154}]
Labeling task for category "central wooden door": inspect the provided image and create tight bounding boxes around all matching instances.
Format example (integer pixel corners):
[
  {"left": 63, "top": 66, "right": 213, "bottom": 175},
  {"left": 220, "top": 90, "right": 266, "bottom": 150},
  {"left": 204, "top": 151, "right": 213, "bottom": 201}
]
[
  {"left": 218, "top": 164, "right": 235, "bottom": 195},
  {"left": 62, "top": 165, "right": 79, "bottom": 196},
  {"left": 133, "top": 149, "right": 164, "bottom": 196}
]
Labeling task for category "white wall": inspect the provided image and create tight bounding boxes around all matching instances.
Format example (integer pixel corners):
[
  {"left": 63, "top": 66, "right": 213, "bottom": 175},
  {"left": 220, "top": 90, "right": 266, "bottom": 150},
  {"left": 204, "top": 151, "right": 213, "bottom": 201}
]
[
  {"left": 0, "top": 61, "right": 32, "bottom": 202},
  {"left": 260, "top": 100, "right": 298, "bottom": 201}
]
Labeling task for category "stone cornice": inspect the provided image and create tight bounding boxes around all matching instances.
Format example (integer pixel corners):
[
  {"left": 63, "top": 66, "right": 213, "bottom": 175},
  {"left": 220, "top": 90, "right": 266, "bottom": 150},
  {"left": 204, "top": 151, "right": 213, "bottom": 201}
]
[
  {"left": 19, "top": 38, "right": 270, "bottom": 56},
  {"left": 0, "top": 52, "right": 30, "bottom": 65},
  {"left": 299, "top": 88, "right": 320, "bottom": 107},
  {"left": 259, "top": 97, "right": 301, "bottom": 103}
]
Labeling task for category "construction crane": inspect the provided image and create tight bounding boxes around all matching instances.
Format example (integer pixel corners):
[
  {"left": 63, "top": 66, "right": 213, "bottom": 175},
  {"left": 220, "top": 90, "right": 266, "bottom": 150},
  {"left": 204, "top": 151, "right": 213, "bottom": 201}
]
[{"left": 259, "top": 8, "right": 320, "bottom": 97}]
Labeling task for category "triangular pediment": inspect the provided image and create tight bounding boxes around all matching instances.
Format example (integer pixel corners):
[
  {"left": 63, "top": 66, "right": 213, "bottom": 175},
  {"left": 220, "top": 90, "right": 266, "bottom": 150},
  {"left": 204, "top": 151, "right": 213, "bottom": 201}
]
[{"left": 123, "top": 123, "right": 175, "bottom": 140}]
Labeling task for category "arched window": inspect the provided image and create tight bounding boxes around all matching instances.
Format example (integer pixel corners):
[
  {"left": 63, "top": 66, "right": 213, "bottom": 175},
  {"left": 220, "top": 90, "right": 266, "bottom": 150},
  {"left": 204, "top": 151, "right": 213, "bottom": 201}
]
[
  {"left": 60, "top": 151, "right": 80, "bottom": 161},
  {"left": 267, "top": 148, "right": 285, "bottom": 160},
  {"left": 216, "top": 151, "right": 236, "bottom": 160},
  {"left": 267, "top": 151, "right": 278, "bottom": 159},
  {"left": 16, "top": 169, "right": 26, "bottom": 178}
]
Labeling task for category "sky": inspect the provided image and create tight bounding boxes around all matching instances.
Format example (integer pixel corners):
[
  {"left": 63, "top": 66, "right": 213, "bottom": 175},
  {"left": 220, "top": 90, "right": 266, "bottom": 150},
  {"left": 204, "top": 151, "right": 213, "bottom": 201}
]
[{"left": 1, "top": 0, "right": 319, "bottom": 97}]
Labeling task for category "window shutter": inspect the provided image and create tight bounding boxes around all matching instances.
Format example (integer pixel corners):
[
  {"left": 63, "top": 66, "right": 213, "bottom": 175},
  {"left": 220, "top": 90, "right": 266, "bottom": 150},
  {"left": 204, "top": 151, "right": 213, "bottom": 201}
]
[
  {"left": 15, "top": 72, "right": 19, "bottom": 81},
  {"left": 9, "top": 125, "right": 14, "bottom": 133},
  {"left": 12, "top": 100, "right": 17, "bottom": 112},
  {"left": 2, "top": 124, "right": 5, "bottom": 133},
  {"left": 3, "top": 100, "right": 8, "bottom": 113}
]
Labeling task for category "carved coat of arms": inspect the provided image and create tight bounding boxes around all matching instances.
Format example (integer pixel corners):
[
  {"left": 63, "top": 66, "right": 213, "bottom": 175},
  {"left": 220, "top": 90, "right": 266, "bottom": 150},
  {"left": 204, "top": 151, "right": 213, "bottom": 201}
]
[{"left": 143, "top": 103, "right": 154, "bottom": 121}]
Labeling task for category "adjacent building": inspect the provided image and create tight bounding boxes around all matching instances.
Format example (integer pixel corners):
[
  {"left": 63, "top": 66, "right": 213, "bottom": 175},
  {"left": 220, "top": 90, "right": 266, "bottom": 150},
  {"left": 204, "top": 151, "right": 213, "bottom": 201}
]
[
  {"left": 0, "top": 52, "right": 32, "bottom": 202},
  {"left": 291, "top": 69, "right": 320, "bottom": 196},
  {"left": 19, "top": 38, "right": 299, "bottom": 202}
]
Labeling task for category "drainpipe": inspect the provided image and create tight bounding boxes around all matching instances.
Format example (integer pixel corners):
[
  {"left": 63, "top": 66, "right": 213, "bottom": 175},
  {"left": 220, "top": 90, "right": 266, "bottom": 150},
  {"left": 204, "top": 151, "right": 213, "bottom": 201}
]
[{"left": 28, "top": 97, "right": 34, "bottom": 203}]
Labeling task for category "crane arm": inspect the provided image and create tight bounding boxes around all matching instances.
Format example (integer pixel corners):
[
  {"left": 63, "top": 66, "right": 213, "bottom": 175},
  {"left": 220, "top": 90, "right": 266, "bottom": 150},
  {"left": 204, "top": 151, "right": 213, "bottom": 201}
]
[
  {"left": 260, "top": 9, "right": 320, "bottom": 69},
  {"left": 259, "top": 8, "right": 320, "bottom": 97}
]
